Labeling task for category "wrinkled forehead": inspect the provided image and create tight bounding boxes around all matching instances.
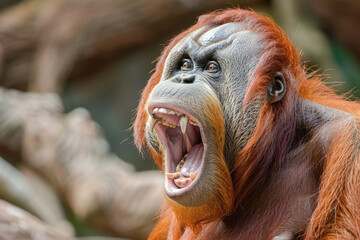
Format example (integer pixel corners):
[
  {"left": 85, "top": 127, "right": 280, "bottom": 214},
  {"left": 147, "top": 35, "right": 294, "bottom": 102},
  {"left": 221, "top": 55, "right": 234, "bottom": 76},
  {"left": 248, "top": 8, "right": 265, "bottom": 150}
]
[
  {"left": 195, "top": 22, "right": 250, "bottom": 46},
  {"left": 163, "top": 22, "right": 263, "bottom": 71}
]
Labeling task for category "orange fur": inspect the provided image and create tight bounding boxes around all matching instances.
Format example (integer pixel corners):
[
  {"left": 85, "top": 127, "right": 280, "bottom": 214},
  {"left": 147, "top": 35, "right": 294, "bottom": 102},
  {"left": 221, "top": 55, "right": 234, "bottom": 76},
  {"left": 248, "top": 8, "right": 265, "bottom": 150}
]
[
  {"left": 134, "top": 8, "right": 360, "bottom": 240},
  {"left": 305, "top": 119, "right": 360, "bottom": 239},
  {"left": 148, "top": 206, "right": 173, "bottom": 240}
]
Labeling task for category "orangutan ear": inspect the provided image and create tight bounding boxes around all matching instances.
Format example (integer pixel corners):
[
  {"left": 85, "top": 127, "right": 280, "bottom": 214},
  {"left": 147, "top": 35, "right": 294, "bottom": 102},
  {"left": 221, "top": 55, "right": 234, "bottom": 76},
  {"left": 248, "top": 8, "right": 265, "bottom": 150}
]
[{"left": 266, "top": 72, "right": 286, "bottom": 104}]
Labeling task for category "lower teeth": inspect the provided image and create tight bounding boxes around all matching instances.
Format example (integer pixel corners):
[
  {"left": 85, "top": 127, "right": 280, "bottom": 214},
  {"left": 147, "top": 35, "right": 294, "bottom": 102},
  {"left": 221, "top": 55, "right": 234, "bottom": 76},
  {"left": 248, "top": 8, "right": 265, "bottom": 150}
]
[
  {"left": 176, "top": 154, "right": 188, "bottom": 172},
  {"left": 174, "top": 178, "right": 189, "bottom": 185},
  {"left": 167, "top": 152, "right": 198, "bottom": 185},
  {"left": 165, "top": 172, "right": 180, "bottom": 179}
]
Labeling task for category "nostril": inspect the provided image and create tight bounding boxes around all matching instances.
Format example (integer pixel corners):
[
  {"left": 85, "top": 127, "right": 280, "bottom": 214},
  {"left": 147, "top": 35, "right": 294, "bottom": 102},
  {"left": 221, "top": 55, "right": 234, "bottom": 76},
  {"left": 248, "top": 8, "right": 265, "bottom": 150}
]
[
  {"left": 181, "top": 75, "right": 195, "bottom": 84},
  {"left": 170, "top": 77, "right": 182, "bottom": 83}
]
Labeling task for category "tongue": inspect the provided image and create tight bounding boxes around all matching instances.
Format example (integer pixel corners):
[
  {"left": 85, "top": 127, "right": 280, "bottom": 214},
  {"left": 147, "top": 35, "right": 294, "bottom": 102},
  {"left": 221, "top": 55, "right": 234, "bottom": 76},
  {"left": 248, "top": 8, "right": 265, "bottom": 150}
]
[{"left": 180, "top": 144, "right": 203, "bottom": 175}]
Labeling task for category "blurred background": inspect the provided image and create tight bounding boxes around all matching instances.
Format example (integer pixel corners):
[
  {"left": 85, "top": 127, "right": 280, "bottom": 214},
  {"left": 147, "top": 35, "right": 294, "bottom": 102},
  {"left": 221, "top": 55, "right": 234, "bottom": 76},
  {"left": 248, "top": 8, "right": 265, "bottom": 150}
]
[{"left": 0, "top": 0, "right": 358, "bottom": 239}]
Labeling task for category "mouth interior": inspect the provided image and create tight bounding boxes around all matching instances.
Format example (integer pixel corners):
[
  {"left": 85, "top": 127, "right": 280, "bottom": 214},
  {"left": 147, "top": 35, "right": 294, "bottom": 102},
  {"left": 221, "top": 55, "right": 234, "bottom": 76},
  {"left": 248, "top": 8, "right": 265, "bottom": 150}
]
[{"left": 150, "top": 107, "right": 204, "bottom": 190}]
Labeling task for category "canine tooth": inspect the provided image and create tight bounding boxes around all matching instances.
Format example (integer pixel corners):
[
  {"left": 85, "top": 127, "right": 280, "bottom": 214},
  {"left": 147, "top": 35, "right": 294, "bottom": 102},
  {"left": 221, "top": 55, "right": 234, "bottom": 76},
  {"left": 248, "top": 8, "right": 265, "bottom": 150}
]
[
  {"left": 158, "top": 108, "right": 167, "bottom": 114},
  {"left": 190, "top": 172, "right": 197, "bottom": 180},
  {"left": 166, "top": 173, "right": 180, "bottom": 179},
  {"left": 180, "top": 115, "right": 188, "bottom": 134},
  {"left": 148, "top": 115, "right": 158, "bottom": 131}
]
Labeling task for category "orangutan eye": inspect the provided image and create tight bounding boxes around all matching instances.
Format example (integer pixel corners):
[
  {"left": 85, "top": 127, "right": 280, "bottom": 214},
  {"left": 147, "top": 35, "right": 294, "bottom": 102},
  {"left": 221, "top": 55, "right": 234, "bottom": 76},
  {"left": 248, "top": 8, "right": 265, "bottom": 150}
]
[
  {"left": 181, "top": 58, "right": 193, "bottom": 71},
  {"left": 205, "top": 61, "right": 220, "bottom": 73}
]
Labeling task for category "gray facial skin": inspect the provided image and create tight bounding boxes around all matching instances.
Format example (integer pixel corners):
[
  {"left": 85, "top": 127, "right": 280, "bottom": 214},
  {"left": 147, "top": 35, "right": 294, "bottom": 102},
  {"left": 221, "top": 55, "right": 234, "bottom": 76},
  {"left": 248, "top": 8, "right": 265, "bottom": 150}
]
[
  {"left": 158, "top": 22, "right": 263, "bottom": 164},
  {"left": 147, "top": 23, "right": 263, "bottom": 206}
]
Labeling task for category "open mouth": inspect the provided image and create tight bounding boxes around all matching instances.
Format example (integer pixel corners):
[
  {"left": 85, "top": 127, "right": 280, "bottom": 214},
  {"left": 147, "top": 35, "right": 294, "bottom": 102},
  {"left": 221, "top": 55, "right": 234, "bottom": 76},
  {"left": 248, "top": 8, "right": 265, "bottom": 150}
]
[{"left": 148, "top": 106, "right": 204, "bottom": 192}]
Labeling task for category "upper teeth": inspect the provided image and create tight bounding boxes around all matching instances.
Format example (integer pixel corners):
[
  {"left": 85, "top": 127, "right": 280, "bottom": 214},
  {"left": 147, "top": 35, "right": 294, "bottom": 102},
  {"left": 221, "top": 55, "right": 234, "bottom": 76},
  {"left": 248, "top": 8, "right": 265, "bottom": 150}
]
[
  {"left": 150, "top": 107, "right": 197, "bottom": 131},
  {"left": 153, "top": 107, "right": 175, "bottom": 115}
]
